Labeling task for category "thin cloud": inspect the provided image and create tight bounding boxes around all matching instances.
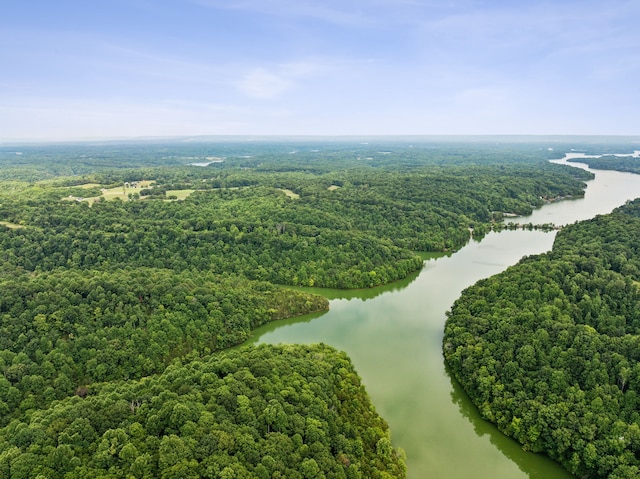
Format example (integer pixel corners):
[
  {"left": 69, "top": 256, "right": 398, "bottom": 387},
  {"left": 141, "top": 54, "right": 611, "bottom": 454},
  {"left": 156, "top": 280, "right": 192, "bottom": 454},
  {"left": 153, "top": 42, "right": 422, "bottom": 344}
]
[
  {"left": 190, "top": 0, "right": 481, "bottom": 29},
  {"left": 421, "top": 1, "right": 638, "bottom": 57},
  {"left": 237, "top": 62, "right": 322, "bottom": 99},
  {"left": 239, "top": 69, "right": 292, "bottom": 99},
  {"left": 191, "top": 0, "right": 387, "bottom": 27}
]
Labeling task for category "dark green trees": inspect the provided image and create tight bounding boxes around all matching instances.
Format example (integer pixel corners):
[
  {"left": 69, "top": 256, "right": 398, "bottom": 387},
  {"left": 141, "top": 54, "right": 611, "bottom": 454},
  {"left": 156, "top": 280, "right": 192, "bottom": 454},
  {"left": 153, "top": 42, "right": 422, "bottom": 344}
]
[{"left": 444, "top": 199, "right": 640, "bottom": 478}]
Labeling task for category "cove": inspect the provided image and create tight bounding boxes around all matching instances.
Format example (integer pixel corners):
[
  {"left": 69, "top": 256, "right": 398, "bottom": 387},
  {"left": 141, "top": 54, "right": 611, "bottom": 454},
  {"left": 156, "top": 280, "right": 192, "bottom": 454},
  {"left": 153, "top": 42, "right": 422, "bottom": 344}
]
[{"left": 245, "top": 154, "right": 640, "bottom": 478}]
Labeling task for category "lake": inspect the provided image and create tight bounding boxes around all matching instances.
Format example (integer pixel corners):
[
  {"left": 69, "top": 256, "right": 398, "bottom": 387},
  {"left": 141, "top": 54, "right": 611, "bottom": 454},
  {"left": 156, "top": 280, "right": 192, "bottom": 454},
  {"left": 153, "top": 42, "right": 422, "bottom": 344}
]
[{"left": 246, "top": 153, "right": 640, "bottom": 478}]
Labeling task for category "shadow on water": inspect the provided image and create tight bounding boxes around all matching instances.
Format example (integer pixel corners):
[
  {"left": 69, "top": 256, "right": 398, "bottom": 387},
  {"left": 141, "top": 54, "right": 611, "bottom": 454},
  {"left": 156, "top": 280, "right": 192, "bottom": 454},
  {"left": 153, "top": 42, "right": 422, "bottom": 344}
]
[
  {"left": 445, "top": 363, "right": 574, "bottom": 479},
  {"left": 280, "top": 252, "right": 448, "bottom": 301},
  {"left": 241, "top": 308, "right": 330, "bottom": 346},
  {"left": 242, "top": 264, "right": 428, "bottom": 343}
]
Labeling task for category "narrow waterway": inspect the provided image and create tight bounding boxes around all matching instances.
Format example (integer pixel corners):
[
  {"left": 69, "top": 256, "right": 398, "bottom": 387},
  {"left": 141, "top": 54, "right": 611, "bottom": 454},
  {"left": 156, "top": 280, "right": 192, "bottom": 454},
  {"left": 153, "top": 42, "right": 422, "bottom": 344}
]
[{"left": 246, "top": 154, "right": 640, "bottom": 478}]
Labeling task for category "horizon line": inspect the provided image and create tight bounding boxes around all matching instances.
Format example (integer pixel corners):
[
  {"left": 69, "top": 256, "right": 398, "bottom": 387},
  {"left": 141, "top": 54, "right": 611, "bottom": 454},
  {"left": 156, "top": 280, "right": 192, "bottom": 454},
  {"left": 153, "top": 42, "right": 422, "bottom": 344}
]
[{"left": 2, "top": 133, "right": 640, "bottom": 146}]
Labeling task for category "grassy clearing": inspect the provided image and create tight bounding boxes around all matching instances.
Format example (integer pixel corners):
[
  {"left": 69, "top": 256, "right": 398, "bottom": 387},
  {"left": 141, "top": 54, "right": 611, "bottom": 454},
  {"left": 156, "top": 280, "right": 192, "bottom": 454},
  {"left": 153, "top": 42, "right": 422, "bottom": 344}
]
[
  {"left": 279, "top": 188, "right": 300, "bottom": 199},
  {"left": 61, "top": 182, "right": 254, "bottom": 205},
  {"left": 328, "top": 185, "right": 340, "bottom": 191},
  {"left": 67, "top": 180, "right": 156, "bottom": 204},
  {"left": 166, "top": 189, "right": 195, "bottom": 200},
  {"left": 0, "top": 221, "right": 24, "bottom": 229}
]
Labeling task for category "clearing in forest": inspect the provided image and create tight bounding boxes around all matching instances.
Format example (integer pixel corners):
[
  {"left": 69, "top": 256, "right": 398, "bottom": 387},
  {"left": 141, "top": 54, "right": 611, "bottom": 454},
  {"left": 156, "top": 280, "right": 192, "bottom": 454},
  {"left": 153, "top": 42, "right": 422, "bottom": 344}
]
[{"left": 279, "top": 188, "right": 300, "bottom": 199}]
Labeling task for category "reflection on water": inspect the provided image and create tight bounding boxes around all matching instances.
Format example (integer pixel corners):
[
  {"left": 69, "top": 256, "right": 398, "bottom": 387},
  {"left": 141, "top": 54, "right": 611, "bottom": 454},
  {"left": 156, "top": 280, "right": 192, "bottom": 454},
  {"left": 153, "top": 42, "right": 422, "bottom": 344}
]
[
  {"left": 246, "top": 155, "right": 640, "bottom": 479},
  {"left": 281, "top": 268, "right": 423, "bottom": 302},
  {"left": 447, "top": 366, "right": 566, "bottom": 479}
]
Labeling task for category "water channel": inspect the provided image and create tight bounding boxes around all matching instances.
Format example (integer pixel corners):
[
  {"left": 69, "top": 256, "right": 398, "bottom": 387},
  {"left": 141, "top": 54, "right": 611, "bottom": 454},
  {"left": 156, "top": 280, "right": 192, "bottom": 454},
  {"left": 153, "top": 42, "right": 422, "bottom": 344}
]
[{"left": 246, "top": 153, "right": 640, "bottom": 478}]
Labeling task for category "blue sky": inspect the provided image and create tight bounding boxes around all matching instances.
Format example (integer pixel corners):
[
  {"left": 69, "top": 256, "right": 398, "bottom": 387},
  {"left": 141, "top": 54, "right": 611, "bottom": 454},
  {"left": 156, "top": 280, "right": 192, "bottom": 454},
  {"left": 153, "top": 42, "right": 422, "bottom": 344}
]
[{"left": 1, "top": 0, "right": 638, "bottom": 140}]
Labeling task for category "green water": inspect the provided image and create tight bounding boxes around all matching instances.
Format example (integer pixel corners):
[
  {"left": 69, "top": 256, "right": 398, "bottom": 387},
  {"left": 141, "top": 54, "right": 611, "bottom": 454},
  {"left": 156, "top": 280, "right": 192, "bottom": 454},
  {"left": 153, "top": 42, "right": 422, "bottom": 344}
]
[{"left": 245, "top": 160, "right": 640, "bottom": 478}]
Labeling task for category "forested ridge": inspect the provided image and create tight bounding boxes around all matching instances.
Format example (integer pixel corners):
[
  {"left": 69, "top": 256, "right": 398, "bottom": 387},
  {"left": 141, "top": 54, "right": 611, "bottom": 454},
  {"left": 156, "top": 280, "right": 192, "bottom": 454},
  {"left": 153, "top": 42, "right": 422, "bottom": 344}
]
[
  {"left": 0, "top": 139, "right": 601, "bottom": 477},
  {"left": 0, "top": 191, "right": 423, "bottom": 289},
  {"left": 444, "top": 199, "right": 640, "bottom": 478}
]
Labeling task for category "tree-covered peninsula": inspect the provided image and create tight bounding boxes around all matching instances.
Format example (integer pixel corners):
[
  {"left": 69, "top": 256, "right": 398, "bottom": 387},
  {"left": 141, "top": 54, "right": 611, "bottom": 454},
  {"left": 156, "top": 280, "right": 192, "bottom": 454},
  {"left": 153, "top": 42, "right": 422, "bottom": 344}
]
[
  {"left": 0, "top": 343, "right": 406, "bottom": 479},
  {"left": 0, "top": 269, "right": 328, "bottom": 424},
  {"left": 567, "top": 154, "right": 640, "bottom": 175},
  {"left": 444, "top": 198, "right": 640, "bottom": 478}
]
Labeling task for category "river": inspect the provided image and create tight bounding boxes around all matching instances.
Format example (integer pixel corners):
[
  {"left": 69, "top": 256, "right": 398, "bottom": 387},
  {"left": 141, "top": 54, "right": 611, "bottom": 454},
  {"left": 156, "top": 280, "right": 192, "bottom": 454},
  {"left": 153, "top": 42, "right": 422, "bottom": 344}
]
[{"left": 246, "top": 153, "right": 640, "bottom": 478}]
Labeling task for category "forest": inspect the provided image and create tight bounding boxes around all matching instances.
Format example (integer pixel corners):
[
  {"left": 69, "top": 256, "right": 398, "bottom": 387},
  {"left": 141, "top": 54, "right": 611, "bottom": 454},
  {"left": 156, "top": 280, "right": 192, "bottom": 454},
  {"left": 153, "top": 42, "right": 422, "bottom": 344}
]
[
  {"left": 567, "top": 154, "right": 640, "bottom": 175},
  {"left": 0, "top": 138, "right": 621, "bottom": 477},
  {"left": 0, "top": 343, "right": 406, "bottom": 479},
  {"left": 444, "top": 198, "right": 640, "bottom": 478}
]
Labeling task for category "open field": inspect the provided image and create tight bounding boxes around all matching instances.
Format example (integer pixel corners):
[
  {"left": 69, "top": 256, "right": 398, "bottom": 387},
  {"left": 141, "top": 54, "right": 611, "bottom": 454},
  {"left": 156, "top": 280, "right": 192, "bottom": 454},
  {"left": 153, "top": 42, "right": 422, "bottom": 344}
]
[
  {"left": 0, "top": 221, "right": 23, "bottom": 229},
  {"left": 65, "top": 180, "right": 156, "bottom": 204},
  {"left": 166, "top": 189, "right": 195, "bottom": 200},
  {"left": 279, "top": 188, "right": 300, "bottom": 199}
]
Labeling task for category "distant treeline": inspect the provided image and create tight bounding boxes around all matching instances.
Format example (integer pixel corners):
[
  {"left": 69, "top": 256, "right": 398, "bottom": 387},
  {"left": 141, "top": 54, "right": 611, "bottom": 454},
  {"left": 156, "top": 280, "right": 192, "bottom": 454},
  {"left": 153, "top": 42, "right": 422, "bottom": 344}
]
[{"left": 0, "top": 144, "right": 592, "bottom": 288}]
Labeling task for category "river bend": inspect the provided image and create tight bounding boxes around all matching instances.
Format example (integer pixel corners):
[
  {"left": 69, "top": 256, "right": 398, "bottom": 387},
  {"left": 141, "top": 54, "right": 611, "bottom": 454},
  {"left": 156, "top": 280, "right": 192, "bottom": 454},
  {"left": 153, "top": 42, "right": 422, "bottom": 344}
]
[{"left": 247, "top": 153, "right": 640, "bottom": 478}]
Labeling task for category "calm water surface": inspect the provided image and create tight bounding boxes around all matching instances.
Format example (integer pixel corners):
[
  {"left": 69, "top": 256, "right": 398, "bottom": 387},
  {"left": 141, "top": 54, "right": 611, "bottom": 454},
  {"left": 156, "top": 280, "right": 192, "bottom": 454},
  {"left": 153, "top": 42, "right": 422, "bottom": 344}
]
[{"left": 246, "top": 154, "right": 640, "bottom": 479}]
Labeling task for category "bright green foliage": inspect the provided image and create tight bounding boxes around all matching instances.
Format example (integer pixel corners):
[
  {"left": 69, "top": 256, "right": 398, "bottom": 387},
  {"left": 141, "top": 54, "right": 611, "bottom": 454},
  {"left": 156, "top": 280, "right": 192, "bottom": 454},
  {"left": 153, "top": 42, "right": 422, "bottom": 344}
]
[
  {"left": 444, "top": 198, "right": 640, "bottom": 478},
  {"left": 0, "top": 269, "right": 327, "bottom": 424},
  {"left": 0, "top": 344, "right": 406, "bottom": 479}
]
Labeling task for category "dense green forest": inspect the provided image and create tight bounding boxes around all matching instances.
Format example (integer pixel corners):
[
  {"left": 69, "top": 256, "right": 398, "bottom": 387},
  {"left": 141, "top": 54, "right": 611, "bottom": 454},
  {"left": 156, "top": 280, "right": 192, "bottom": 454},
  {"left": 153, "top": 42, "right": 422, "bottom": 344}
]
[
  {"left": 0, "top": 343, "right": 406, "bottom": 479},
  {"left": 0, "top": 138, "right": 608, "bottom": 477},
  {"left": 444, "top": 199, "right": 640, "bottom": 478},
  {"left": 0, "top": 269, "right": 327, "bottom": 425}
]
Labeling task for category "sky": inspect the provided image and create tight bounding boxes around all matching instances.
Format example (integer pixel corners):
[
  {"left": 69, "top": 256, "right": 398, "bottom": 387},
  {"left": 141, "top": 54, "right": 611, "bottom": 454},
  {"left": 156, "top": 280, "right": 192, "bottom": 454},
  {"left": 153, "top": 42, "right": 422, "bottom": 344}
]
[{"left": 1, "top": 0, "right": 639, "bottom": 140}]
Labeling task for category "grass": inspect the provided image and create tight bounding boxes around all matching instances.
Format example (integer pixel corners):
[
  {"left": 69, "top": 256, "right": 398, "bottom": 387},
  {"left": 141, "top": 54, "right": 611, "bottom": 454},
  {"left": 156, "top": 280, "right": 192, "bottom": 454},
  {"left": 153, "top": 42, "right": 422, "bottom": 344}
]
[
  {"left": 62, "top": 182, "right": 267, "bottom": 205},
  {"left": 279, "top": 188, "right": 300, "bottom": 199},
  {"left": 66, "top": 180, "right": 156, "bottom": 205},
  {"left": 0, "top": 221, "right": 24, "bottom": 229},
  {"left": 166, "top": 189, "right": 195, "bottom": 200}
]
